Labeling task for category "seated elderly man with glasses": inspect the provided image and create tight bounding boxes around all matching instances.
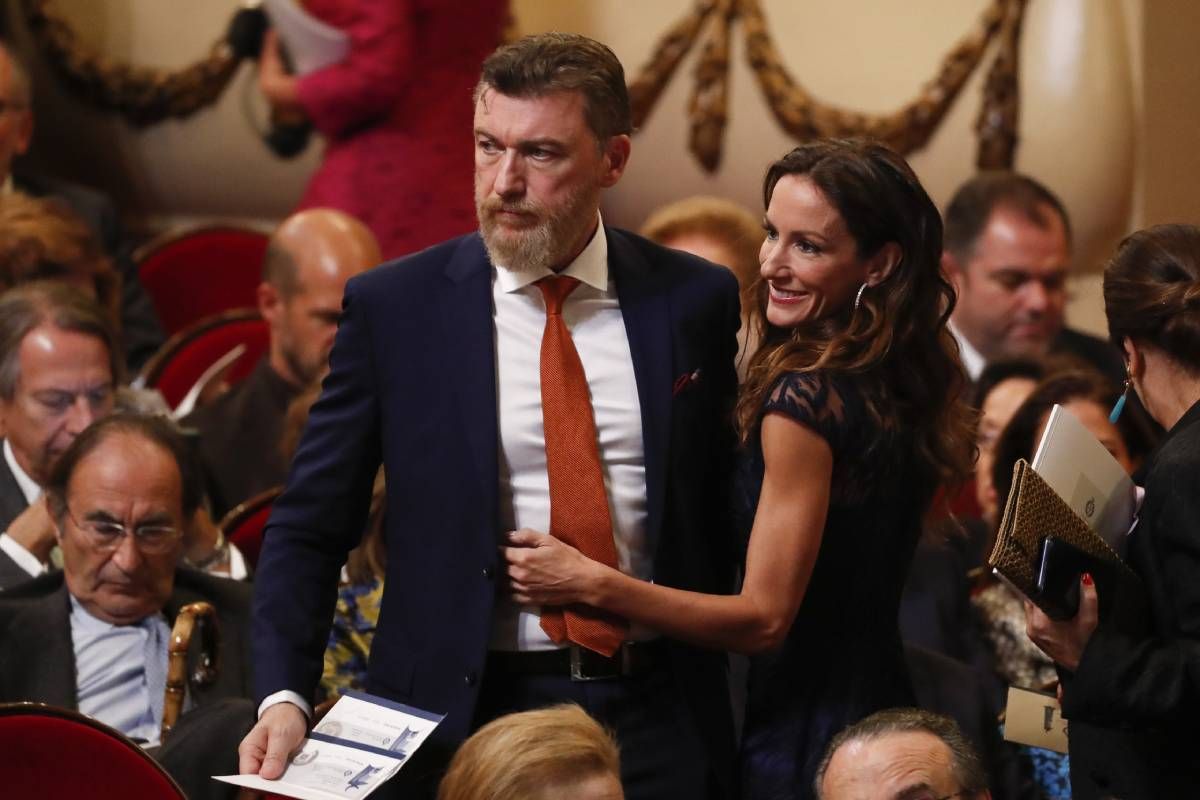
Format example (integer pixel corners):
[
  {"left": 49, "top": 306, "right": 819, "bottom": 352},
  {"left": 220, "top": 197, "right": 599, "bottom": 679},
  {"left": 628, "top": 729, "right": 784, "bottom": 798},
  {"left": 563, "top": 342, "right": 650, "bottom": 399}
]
[
  {"left": 815, "top": 708, "right": 992, "bottom": 800},
  {"left": 0, "top": 413, "right": 254, "bottom": 800}
]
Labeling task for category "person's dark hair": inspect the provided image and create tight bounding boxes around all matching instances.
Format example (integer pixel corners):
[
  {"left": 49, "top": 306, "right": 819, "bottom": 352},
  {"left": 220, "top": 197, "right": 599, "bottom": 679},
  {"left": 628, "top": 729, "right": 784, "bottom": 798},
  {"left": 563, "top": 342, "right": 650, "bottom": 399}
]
[
  {"left": 44, "top": 413, "right": 203, "bottom": 521},
  {"left": 1104, "top": 223, "right": 1200, "bottom": 374},
  {"left": 814, "top": 708, "right": 988, "bottom": 798},
  {"left": 738, "top": 139, "right": 974, "bottom": 489},
  {"left": 970, "top": 358, "right": 1047, "bottom": 410},
  {"left": 943, "top": 171, "right": 1072, "bottom": 263},
  {"left": 475, "top": 32, "right": 631, "bottom": 143},
  {"left": 0, "top": 281, "right": 121, "bottom": 401},
  {"left": 990, "top": 369, "right": 1153, "bottom": 517}
]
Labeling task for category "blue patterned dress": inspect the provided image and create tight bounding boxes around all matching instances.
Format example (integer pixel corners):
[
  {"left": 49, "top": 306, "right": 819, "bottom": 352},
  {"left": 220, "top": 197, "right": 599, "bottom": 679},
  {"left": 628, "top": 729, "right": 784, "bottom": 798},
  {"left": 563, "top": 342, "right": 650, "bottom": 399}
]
[{"left": 736, "top": 371, "right": 931, "bottom": 800}]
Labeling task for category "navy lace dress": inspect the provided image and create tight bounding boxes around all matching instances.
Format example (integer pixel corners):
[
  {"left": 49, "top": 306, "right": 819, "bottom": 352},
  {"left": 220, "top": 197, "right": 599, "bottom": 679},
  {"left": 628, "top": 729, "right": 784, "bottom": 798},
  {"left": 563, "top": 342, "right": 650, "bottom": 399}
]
[{"left": 736, "top": 371, "right": 931, "bottom": 800}]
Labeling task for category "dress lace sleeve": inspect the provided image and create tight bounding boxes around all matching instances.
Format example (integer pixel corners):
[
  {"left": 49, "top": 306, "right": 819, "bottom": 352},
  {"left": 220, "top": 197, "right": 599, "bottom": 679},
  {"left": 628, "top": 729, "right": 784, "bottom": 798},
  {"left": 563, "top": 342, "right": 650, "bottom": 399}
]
[{"left": 761, "top": 371, "right": 848, "bottom": 448}]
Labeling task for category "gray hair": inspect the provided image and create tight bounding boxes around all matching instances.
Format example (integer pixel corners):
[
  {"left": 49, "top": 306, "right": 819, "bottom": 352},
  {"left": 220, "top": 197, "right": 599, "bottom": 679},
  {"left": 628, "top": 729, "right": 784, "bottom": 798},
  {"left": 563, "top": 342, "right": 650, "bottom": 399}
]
[
  {"left": 0, "top": 282, "right": 120, "bottom": 401},
  {"left": 814, "top": 708, "right": 989, "bottom": 798}
]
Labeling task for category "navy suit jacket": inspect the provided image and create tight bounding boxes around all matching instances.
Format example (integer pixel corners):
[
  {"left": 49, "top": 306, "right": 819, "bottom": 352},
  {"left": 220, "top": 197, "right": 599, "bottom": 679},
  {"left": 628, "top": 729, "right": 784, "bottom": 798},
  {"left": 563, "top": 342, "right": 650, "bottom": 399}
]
[{"left": 253, "top": 227, "right": 740, "bottom": 763}]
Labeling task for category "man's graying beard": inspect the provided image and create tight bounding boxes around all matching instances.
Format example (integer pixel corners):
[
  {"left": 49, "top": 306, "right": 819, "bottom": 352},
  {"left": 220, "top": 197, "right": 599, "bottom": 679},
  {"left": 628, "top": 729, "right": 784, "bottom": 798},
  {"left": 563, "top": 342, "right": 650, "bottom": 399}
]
[{"left": 476, "top": 183, "right": 599, "bottom": 275}]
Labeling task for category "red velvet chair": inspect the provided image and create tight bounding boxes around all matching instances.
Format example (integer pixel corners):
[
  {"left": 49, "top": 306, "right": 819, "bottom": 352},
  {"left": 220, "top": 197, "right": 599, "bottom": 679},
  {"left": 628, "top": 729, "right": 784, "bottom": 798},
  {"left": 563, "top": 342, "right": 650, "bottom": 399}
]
[
  {"left": 137, "top": 309, "right": 269, "bottom": 413},
  {"left": 220, "top": 486, "right": 284, "bottom": 570},
  {"left": 134, "top": 223, "right": 269, "bottom": 334},
  {"left": 0, "top": 702, "right": 186, "bottom": 798}
]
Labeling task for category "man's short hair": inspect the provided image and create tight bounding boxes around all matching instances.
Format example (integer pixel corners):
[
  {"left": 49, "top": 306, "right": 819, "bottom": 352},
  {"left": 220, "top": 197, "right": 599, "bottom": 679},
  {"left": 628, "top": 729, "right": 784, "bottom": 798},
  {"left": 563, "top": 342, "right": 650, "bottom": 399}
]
[
  {"left": 261, "top": 237, "right": 301, "bottom": 298},
  {"left": 0, "top": 39, "right": 32, "bottom": 106},
  {"left": 44, "top": 413, "right": 204, "bottom": 521},
  {"left": 814, "top": 708, "right": 989, "bottom": 798},
  {"left": 943, "top": 171, "right": 1072, "bottom": 263},
  {"left": 0, "top": 281, "right": 120, "bottom": 401},
  {"left": 475, "top": 32, "right": 632, "bottom": 143}
]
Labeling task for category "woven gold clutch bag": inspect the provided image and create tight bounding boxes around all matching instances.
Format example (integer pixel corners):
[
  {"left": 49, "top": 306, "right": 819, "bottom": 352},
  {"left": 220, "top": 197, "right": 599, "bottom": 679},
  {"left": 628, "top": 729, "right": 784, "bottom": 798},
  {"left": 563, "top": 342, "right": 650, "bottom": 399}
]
[{"left": 988, "top": 459, "right": 1135, "bottom": 601}]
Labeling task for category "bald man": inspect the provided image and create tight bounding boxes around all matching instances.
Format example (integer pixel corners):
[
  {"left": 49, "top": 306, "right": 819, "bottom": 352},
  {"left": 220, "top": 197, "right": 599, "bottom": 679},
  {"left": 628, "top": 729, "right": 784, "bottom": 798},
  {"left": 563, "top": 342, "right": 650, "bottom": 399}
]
[{"left": 185, "top": 209, "right": 380, "bottom": 517}]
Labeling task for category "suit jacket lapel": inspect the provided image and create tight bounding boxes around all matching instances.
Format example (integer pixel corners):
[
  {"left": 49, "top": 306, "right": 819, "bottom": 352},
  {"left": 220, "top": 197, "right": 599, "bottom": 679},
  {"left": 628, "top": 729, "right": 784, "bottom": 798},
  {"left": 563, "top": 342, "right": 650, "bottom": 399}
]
[
  {"left": 4, "top": 581, "right": 77, "bottom": 707},
  {"left": 0, "top": 441, "right": 30, "bottom": 529},
  {"left": 607, "top": 229, "right": 672, "bottom": 551},
  {"left": 441, "top": 235, "right": 500, "bottom": 520}
]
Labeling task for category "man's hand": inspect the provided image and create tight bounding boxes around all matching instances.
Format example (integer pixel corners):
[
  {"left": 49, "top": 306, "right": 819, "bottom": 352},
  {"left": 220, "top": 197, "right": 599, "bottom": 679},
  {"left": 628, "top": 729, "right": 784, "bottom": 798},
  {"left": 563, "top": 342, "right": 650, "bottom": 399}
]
[
  {"left": 504, "top": 529, "right": 603, "bottom": 607},
  {"left": 1024, "top": 574, "right": 1100, "bottom": 672},
  {"left": 6, "top": 497, "right": 57, "bottom": 563},
  {"left": 238, "top": 702, "right": 307, "bottom": 779}
]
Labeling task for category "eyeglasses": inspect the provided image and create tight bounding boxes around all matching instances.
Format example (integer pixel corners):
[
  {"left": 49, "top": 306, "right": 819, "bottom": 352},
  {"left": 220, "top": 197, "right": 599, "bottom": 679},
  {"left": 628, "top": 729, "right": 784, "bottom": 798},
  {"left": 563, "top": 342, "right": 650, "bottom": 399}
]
[{"left": 65, "top": 505, "right": 182, "bottom": 555}]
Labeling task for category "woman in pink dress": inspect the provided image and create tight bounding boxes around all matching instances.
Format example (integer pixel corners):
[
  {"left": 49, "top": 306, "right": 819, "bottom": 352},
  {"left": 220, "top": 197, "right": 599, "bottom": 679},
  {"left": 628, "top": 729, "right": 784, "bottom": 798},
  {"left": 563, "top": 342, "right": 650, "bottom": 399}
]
[{"left": 260, "top": 0, "right": 508, "bottom": 260}]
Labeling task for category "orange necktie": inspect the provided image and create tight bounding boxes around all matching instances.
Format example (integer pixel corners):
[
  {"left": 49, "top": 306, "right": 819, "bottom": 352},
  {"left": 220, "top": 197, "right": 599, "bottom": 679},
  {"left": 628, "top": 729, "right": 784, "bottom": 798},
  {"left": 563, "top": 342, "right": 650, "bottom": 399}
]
[{"left": 536, "top": 275, "right": 628, "bottom": 656}]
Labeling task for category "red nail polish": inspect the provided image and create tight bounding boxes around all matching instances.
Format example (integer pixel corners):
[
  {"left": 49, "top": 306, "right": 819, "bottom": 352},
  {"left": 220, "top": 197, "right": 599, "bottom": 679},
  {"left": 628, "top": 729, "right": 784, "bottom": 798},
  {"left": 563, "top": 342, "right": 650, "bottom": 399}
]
[{"left": 1082, "top": 572, "right": 1094, "bottom": 586}]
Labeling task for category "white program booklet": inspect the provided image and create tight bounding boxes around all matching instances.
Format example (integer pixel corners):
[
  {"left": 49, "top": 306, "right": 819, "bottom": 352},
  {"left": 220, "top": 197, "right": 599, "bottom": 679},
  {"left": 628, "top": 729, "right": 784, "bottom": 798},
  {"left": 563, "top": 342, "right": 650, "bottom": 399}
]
[
  {"left": 262, "top": 0, "right": 350, "bottom": 75},
  {"left": 214, "top": 691, "right": 444, "bottom": 799},
  {"left": 1030, "top": 403, "right": 1137, "bottom": 549}
]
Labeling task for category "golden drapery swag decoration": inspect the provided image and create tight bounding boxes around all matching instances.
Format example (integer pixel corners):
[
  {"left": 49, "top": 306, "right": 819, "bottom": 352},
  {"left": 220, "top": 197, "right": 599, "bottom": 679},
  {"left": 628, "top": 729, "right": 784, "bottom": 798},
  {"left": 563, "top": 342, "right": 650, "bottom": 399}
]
[
  {"left": 21, "top": 0, "right": 240, "bottom": 126},
  {"left": 627, "top": 0, "right": 1029, "bottom": 172}
]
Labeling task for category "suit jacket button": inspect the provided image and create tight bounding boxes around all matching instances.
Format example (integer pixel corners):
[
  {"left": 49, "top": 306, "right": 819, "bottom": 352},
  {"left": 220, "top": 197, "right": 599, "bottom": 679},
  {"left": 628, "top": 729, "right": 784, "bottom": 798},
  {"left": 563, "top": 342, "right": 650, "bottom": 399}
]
[
  {"left": 482, "top": 566, "right": 494, "bottom": 579},
  {"left": 464, "top": 671, "right": 479, "bottom": 687}
]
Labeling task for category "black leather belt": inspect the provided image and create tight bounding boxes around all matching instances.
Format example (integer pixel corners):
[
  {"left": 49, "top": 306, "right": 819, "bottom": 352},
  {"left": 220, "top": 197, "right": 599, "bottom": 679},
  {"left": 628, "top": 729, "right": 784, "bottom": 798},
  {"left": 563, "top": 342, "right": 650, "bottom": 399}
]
[{"left": 487, "top": 641, "right": 666, "bottom": 682}]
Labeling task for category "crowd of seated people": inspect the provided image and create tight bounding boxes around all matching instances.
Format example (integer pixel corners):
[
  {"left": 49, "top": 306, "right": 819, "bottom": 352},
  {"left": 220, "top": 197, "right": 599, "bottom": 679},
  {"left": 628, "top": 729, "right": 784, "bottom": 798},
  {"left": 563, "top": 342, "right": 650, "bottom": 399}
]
[{"left": 2, "top": 26, "right": 1199, "bottom": 800}]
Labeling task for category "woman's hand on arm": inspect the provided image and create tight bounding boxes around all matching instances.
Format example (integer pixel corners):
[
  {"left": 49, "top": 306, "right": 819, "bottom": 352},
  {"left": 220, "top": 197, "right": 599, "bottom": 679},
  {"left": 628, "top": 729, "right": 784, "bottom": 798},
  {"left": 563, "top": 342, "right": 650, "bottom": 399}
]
[
  {"left": 501, "top": 412, "right": 832, "bottom": 654},
  {"left": 504, "top": 529, "right": 613, "bottom": 607}
]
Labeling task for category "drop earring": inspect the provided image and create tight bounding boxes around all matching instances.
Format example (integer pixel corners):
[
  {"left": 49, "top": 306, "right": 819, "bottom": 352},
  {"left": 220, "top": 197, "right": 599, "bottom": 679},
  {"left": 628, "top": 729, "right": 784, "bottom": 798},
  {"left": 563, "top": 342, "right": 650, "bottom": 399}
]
[{"left": 1109, "top": 372, "right": 1131, "bottom": 423}]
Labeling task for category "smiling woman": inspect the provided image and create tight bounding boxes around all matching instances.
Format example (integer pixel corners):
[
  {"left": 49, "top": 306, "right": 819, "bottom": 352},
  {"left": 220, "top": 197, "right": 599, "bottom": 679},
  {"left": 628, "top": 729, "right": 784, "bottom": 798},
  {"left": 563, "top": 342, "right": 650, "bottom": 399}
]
[{"left": 504, "top": 137, "right": 974, "bottom": 800}]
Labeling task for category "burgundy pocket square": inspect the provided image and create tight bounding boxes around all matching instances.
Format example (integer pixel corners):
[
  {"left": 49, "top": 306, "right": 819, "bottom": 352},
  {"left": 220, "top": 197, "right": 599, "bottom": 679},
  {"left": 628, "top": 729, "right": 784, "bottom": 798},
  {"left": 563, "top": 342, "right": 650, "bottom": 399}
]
[{"left": 672, "top": 369, "right": 703, "bottom": 396}]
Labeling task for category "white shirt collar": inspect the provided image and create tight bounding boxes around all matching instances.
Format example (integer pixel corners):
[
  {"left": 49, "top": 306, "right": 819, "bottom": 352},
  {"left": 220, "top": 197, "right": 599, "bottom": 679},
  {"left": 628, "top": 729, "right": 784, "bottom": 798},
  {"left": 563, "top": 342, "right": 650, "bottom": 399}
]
[
  {"left": 493, "top": 212, "right": 609, "bottom": 294},
  {"left": 4, "top": 439, "right": 42, "bottom": 505},
  {"left": 948, "top": 320, "right": 986, "bottom": 382}
]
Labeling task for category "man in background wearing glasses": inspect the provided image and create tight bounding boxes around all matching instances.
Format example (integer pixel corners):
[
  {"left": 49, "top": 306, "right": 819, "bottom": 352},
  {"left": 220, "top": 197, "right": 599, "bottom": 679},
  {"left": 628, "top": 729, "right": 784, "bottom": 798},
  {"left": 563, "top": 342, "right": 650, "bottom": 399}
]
[{"left": 0, "top": 413, "right": 254, "bottom": 799}]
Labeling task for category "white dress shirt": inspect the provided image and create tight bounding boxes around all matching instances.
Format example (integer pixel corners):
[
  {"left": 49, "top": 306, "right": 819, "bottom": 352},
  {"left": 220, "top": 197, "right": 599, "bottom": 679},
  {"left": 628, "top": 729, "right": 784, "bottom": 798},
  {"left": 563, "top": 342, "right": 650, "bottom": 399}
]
[
  {"left": 489, "top": 215, "right": 651, "bottom": 651},
  {"left": 949, "top": 321, "right": 986, "bottom": 382},
  {"left": 0, "top": 439, "right": 48, "bottom": 579}
]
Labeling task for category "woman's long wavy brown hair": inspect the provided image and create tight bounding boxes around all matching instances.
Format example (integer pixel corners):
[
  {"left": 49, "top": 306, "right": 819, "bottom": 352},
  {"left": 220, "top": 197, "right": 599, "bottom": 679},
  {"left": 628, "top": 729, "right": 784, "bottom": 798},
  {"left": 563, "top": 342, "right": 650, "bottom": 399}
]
[{"left": 737, "top": 139, "right": 974, "bottom": 488}]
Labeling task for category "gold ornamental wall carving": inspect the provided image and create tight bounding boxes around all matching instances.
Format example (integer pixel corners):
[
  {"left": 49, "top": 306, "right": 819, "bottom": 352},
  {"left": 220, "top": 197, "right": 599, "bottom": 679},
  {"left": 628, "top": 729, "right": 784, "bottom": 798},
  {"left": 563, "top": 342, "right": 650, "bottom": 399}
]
[{"left": 21, "top": 0, "right": 1026, "bottom": 168}]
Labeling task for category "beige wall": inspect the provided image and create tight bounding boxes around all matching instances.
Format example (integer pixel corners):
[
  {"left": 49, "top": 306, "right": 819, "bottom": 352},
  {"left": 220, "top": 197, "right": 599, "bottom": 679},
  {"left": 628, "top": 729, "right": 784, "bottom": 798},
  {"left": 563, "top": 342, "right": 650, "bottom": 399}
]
[{"left": 7, "top": 1, "right": 1200, "bottom": 335}]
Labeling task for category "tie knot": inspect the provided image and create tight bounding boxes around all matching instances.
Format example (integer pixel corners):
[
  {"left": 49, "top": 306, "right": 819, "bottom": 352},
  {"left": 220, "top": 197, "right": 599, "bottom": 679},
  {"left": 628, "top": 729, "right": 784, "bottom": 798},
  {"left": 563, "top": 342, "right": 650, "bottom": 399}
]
[{"left": 537, "top": 275, "right": 581, "bottom": 316}]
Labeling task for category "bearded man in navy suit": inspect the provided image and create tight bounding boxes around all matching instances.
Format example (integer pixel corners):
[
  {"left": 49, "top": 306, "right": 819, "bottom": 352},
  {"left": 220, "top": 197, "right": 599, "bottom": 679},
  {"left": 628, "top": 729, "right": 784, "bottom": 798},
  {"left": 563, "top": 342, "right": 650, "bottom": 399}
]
[{"left": 240, "top": 33, "right": 741, "bottom": 800}]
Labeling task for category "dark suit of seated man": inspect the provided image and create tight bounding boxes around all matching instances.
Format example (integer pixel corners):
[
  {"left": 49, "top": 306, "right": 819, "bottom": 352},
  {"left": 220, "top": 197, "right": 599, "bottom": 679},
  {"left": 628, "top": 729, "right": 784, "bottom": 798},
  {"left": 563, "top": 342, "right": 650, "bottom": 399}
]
[{"left": 0, "top": 413, "right": 255, "bottom": 800}]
